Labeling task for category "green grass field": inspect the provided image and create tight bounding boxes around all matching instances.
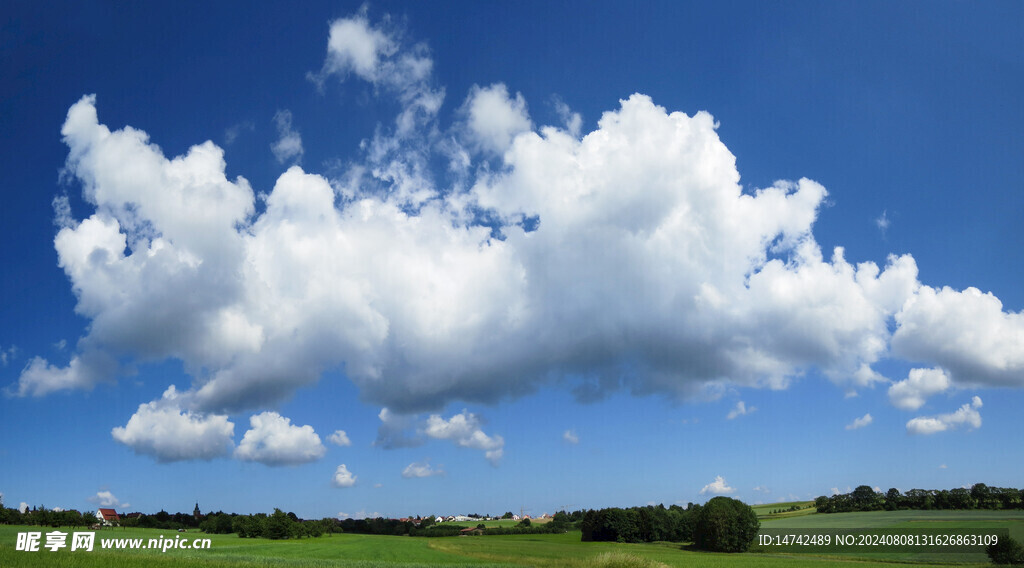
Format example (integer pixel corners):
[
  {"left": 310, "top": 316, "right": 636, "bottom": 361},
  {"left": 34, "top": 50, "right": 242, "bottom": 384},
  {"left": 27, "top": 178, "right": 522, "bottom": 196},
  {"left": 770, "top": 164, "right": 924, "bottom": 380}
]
[{"left": 1, "top": 512, "right": 1015, "bottom": 568}]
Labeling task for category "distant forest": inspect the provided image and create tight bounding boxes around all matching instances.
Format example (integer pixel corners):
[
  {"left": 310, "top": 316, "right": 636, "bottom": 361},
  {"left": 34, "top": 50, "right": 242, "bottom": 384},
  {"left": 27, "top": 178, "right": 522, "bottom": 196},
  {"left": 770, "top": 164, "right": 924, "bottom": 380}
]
[{"left": 816, "top": 483, "right": 1023, "bottom": 513}]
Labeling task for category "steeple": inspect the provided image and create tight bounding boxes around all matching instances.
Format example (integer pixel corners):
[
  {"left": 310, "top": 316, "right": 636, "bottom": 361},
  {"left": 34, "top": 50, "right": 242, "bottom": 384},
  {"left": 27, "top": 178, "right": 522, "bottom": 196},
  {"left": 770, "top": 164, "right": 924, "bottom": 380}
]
[{"left": 193, "top": 503, "right": 201, "bottom": 518}]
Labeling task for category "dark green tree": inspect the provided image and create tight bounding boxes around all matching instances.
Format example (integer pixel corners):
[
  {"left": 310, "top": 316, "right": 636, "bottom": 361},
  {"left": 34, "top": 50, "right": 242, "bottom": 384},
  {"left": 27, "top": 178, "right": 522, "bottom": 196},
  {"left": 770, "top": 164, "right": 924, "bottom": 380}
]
[
  {"left": 692, "top": 497, "right": 760, "bottom": 553},
  {"left": 987, "top": 536, "right": 1024, "bottom": 565}
]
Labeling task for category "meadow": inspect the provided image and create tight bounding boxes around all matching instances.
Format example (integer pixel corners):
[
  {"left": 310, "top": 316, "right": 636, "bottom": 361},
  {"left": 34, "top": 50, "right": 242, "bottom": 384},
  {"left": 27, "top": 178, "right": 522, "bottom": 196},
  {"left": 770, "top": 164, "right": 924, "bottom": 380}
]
[{"left": 2, "top": 510, "right": 1020, "bottom": 568}]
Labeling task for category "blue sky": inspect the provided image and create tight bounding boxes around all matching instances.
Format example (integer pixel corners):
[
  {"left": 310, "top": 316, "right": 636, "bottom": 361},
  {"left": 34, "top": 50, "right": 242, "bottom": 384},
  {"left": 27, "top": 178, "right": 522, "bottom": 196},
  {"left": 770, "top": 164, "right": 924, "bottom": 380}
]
[{"left": 1, "top": 1, "right": 1022, "bottom": 520}]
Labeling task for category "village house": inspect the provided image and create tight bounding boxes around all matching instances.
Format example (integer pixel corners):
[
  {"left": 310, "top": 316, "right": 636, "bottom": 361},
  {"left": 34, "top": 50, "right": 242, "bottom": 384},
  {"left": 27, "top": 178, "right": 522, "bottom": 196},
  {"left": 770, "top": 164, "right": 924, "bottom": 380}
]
[{"left": 96, "top": 508, "right": 119, "bottom": 527}]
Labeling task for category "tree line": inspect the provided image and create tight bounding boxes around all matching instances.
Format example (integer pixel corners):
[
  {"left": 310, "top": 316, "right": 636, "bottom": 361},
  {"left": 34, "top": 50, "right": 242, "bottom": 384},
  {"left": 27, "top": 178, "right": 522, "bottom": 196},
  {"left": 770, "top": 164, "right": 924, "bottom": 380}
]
[
  {"left": 816, "top": 483, "right": 1024, "bottom": 513},
  {"left": 0, "top": 505, "right": 98, "bottom": 528},
  {"left": 580, "top": 497, "right": 760, "bottom": 553}
]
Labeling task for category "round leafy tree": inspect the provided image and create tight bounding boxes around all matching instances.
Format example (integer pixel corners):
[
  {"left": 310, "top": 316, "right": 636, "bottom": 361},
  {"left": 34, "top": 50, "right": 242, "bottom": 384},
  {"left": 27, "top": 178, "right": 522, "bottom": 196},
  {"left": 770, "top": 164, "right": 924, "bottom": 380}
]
[
  {"left": 692, "top": 496, "right": 760, "bottom": 553},
  {"left": 988, "top": 536, "right": 1024, "bottom": 565}
]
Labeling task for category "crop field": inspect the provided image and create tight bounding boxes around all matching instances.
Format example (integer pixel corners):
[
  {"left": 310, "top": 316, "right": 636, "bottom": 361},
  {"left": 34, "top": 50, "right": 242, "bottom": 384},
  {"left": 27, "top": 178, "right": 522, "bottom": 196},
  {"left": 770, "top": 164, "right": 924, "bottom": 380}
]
[
  {"left": 0, "top": 516, "right": 1012, "bottom": 568},
  {"left": 751, "top": 501, "right": 817, "bottom": 519}
]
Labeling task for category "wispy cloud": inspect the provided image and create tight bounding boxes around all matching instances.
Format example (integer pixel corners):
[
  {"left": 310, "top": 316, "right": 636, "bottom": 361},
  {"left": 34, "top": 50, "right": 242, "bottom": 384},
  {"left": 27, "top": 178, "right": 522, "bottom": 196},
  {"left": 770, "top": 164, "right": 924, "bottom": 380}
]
[
  {"left": 845, "top": 413, "right": 873, "bottom": 430},
  {"left": 271, "top": 110, "right": 303, "bottom": 164},
  {"left": 402, "top": 460, "right": 444, "bottom": 478},
  {"left": 727, "top": 401, "right": 756, "bottom": 420}
]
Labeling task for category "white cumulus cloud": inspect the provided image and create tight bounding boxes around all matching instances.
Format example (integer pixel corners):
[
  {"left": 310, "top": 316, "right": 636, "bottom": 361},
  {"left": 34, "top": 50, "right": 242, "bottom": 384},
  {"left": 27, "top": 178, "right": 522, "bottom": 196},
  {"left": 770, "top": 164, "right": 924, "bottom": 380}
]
[
  {"left": 111, "top": 386, "right": 234, "bottom": 462},
  {"left": 845, "top": 413, "right": 873, "bottom": 430},
  {"left": 563, "top": 429, "right": 579, "bottom": 444},
  {"left": 906, "top": 396, "right": 983, "bottom": 435},
  {"left": 888, "top": 367, "right": 951, "bottom": 410},
  {"left": 460, "top": 83, "right": 533, "bottom": 155},
  {"left": 700, "top": 475, "right": 736, "bottom": 495},
  {"left": 328, "top": 430, "right": 352, "bottom": 447},
  {"left": 332, "top": 464, "right": 357, "bottom": 487},
  {"left": 424, "top": 410, "right": 504, "bottom": 464},
  {"left": 17, "top": 11, "right": 1024, "bottom": 446},
  {"left": 893, "top": 286, "right": 1024, "bottom": 388},
  {"left": 234, "top": 412, "right": 326, "bottom": 466},
  {"left": 88, "top": 490, "right": 129, "bottom": 509}
]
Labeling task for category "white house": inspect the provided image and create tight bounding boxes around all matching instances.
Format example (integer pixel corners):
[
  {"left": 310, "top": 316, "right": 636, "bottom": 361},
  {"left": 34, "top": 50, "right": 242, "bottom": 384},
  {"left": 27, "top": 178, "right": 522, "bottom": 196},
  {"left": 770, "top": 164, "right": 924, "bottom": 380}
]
[{"left": 97, "top": 508, "right": 119, "bottom": 527}]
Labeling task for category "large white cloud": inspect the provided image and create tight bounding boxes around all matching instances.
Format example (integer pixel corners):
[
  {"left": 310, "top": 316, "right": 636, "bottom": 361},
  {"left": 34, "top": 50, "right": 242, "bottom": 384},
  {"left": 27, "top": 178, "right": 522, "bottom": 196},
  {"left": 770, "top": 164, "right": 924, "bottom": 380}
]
[
  {"left": 888, "top": 367, "right": 951, "bottom": 410},
  {"left": 234, "top": 412, "right": 326, "bottom": 466},
  {"left": 906, "top": 396, "right": 983, "bottom": 435},
  {"left": 111, "top": 386, "right": 235, "bottom": 462},
  {"left": 13, "top": 12, "right": 1024, "bottom": 450},
  {"left": 893, "top": 286, "right": 1024, "bottom": 387}
]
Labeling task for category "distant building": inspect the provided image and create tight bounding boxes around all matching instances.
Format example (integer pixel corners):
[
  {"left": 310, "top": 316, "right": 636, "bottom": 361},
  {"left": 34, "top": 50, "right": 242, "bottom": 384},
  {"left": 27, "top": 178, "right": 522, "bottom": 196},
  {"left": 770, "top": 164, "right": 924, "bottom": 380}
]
[
  {"left": 193, "top": 503, "right": 201, "bottom": 519},
  {"left": 97, "top": 508, "right": 120, "bottom": 526}
]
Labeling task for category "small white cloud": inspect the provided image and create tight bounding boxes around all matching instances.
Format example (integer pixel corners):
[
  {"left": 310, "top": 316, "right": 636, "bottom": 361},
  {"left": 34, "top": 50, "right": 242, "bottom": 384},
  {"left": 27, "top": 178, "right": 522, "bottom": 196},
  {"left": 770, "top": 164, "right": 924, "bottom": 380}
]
[
  {"left": 939, "top": 464, "right": 948, "bottom": 469},
  {"left": 332, "top": 464, "right": 357, "bottom": 487},
  {"left": 845, "top": 413, "right": 873, "bottom": 430},
  {"left": 906, "top": 396, "right": 982, "bottom": 435},
  {"left": 563, "top": 429, "right": 579, "bottom": 444},
  {"left": 700, "top": 475, "right": 736, "bottom": 496},
  {"left": 888, "top": 367, "right": 950, "bottom": 411},
  {"left": 753, "top": 485, "right": 771, "bottom": 493},
  {"left": 111, "top": 386, "right": 235, "bottom": 462},
  {"left": 328, "top": 430, "right": 352, "bottom": 447},
  {"left": 271, "top": 110, "right": 303, "bottom": 164},
  {"left": 320, "top": 13, "right": 396, "bottom": 82},
  {"left": 11, "top": 352, "right": 117, "bottom": 398},
  {"left": 19, "top": 503, "right": 29, "bottom": 514},
  {"left": 88, "top": 490, "right": 128, "bottom": 509},
  {"left": 424, "top": 410, "right": 504, "bottom": 465},
  {"left": 726, "top": 401, "right": 756, "bottom": 420},
  {"left": 234, "top": 412, "right": 326, "bottom": 466},
  {"left": 402, "top": 460, "right": 444, "bottom": 478},
  {"left": 876, "top": 210, "right": 890, "bottom": 233},
  {"left": 460, "top": 83, "right": 532, "bottom": 155}
]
